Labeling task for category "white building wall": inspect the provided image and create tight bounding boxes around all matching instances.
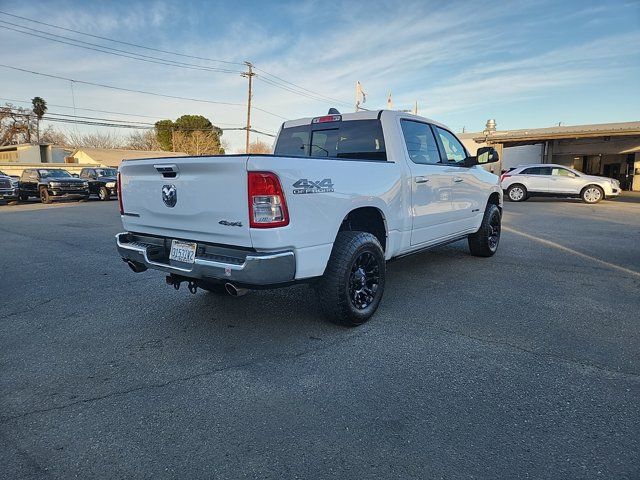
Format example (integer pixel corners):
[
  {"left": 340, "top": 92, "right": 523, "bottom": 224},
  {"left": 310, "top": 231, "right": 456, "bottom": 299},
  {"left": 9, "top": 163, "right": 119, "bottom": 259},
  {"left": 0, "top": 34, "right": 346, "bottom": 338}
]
[
  {"left": 50, "top": 147, "right": 69, "bottom": 163},
  {"left": 502, "top": 144, "right": 543, "bottom": 169},
  {"left": 17, "top": 146, "right": 41, "bottom": 163}
]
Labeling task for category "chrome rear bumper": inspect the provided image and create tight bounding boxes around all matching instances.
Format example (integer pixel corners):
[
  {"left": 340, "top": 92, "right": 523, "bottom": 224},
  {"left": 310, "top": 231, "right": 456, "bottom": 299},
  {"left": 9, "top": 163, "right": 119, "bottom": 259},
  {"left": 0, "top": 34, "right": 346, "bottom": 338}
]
[{"left": 115, "top": 232, "right": 295, "bottom": 285}]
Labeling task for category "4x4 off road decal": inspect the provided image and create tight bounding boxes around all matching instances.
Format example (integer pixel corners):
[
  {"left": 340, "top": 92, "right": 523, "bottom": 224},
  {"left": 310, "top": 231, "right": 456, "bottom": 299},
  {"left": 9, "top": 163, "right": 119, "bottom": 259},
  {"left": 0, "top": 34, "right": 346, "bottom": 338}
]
[{"left": 292, "top": 178, "right": 334, "bottom": 195}]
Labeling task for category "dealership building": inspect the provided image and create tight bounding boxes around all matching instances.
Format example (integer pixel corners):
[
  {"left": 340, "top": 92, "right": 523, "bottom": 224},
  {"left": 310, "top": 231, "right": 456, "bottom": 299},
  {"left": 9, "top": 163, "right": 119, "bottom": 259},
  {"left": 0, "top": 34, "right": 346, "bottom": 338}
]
[{"left": 460, "top": 120, "right": 640, "bottom": 191}]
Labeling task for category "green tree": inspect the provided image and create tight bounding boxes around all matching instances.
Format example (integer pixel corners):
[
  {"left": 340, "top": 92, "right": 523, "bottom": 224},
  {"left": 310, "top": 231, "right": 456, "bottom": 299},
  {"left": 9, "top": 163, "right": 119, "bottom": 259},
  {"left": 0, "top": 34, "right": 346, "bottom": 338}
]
[
  {"left": 155, "top": 119, "right": 174, "bottom": 151},
  {"left": 31, "top": 96, "right": 47, "bottom": 143},
  {"left": 155, "top": 115, "right": 223, "bottom": 153},
  {"left": 174, "top": 115, "right": 213, "bottom": 133}
]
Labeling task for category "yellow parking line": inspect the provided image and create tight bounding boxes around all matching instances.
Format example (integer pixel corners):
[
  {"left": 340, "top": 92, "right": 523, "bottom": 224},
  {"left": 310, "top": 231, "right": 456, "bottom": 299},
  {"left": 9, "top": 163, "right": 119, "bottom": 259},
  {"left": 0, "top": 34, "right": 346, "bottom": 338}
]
[{"left": 503, "top": 226, "right": 640, "bottom": 278}]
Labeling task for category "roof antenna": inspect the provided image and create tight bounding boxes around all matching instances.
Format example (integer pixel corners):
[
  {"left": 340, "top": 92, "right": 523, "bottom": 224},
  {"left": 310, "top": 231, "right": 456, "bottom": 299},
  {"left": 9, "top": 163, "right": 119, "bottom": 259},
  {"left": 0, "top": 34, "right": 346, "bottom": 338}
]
[{"left": 328, "top": 108, "right": 340, "bottom": 115}]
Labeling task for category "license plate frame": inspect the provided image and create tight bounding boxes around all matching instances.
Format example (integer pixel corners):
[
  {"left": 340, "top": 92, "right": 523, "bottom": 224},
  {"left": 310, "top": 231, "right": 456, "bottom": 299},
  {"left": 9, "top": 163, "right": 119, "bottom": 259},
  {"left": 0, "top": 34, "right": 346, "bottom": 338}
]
[{"left": 169, "top": 240, "right": 197, "bottom": 264}]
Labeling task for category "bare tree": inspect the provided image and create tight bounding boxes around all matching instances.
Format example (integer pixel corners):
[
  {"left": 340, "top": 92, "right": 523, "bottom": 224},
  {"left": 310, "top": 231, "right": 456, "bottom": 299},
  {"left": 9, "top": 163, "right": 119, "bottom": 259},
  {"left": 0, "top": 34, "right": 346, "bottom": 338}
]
[
  {"left": 173, "top": 130, "right": 223, "bottom": 156},
  {"left": 0, "top": 103, "right": 35, "bottom": 146},
  {"left": 248, "top": 139, "right": 272, "bottom": 154},
  {"left": 125, "top": 129, "right": 161, "bottom": 150},
  {"left": 40, "top": 126, "right": 68, "bottom": 146},
  {"left": 66, "top": 131, "right": 124, "bottom": 149}
]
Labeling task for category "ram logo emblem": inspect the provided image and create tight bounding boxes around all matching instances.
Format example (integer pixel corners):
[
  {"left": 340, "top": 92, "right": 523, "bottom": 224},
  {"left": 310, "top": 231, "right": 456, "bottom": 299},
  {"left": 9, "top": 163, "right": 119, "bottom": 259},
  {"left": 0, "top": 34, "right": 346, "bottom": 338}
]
[{"left": 162, "top": 184, "right": 177, "bottom": 207}]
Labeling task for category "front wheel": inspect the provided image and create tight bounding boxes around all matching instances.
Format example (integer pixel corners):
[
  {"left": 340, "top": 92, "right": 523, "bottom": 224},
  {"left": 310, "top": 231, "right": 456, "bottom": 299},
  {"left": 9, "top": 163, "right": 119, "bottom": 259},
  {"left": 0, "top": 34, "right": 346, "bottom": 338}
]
[
  {"left": 315, "top": 231, "right": 386, "bottom": 327},
  {"left": 581, "top": 185, "right": 603, "bottom": 204},
  {"left": 468, "top": 204, "right": 501, "bottom": 257},
  {"left": 98, "top": 186, "right": 110, "bottom": 201},
  {"left": 39, "top": 187, "right": 51, "bottom": 204}
]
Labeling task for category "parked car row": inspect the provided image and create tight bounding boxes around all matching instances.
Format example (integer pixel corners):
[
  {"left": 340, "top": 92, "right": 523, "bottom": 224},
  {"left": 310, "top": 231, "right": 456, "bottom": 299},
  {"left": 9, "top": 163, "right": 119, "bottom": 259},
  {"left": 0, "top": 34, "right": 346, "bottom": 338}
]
[{"left": 0, "top": 167, "right": 118, "bottom": 204}]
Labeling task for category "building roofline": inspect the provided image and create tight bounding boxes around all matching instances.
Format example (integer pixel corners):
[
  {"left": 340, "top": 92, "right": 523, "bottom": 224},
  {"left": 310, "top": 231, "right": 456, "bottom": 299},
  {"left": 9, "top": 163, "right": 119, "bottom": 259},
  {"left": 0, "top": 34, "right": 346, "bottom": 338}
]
[{"left": 470, "top": 120, "right": 640, "bottom": 144}]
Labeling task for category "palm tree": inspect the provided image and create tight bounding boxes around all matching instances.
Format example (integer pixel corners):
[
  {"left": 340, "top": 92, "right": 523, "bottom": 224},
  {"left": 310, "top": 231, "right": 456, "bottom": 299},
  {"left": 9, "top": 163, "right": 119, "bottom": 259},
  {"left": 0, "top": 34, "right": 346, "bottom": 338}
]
[{"left": 31, "top": 97, "right": 47, "bottom": 143}]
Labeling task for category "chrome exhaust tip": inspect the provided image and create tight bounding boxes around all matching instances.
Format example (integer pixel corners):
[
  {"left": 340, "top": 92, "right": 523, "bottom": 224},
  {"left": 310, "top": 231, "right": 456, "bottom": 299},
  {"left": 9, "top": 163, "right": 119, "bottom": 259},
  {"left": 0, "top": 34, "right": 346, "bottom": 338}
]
[
  {"left": 225, "top": 283, "right": 249, "bottom": 297},
  {"left": 125, "top": 259, "right": 147, "bottom": 273}
]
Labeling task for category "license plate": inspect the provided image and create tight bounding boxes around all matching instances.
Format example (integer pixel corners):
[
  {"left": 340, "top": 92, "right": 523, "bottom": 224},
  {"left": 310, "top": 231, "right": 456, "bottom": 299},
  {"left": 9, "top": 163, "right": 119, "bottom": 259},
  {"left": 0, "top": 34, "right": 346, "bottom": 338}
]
[{"left": 169, "top": 240, "right": 197, "bottom": 264}]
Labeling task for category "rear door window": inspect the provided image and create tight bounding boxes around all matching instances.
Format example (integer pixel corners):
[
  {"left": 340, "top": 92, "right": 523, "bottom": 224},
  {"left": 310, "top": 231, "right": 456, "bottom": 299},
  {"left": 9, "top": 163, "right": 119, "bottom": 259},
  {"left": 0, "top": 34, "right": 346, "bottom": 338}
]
[
  {"left": 400, "top": 120, "right": 440, "bottom": 165},
  {"left": 522, "top": 167, "right": 552, "bottom": 175}
]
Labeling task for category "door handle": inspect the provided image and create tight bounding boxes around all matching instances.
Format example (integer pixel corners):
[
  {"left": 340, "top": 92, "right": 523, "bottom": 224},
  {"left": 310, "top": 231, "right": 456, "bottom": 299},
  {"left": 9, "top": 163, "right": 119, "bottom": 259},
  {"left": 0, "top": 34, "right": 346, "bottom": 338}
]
[
  {"left": 453, "top": 177, "right": 463, "bottom": 183},
  {"left": 414, "top": 176, "right": 429, "bottom": 184}
]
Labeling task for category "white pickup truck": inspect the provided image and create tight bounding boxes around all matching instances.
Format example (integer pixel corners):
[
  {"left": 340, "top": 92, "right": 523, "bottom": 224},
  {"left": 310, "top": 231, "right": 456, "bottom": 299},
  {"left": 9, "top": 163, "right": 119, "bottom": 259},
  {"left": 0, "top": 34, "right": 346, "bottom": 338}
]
[{"left": 116, "top": 110, "right": 502, "bottom": 326}]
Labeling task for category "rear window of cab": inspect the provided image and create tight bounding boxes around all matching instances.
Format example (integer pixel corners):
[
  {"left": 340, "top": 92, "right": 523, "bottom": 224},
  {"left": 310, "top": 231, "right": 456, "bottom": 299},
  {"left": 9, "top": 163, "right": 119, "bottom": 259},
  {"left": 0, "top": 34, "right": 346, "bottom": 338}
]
[{"left": 274, "top": 119, "right": 387, "bottom": 161}]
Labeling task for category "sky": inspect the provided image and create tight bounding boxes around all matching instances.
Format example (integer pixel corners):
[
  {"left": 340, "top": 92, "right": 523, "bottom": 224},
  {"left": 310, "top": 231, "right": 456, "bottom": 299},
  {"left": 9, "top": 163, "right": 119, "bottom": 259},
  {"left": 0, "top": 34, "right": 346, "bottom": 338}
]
[{"left": 0, "top": 0, "right": 639, "bottom": 152}]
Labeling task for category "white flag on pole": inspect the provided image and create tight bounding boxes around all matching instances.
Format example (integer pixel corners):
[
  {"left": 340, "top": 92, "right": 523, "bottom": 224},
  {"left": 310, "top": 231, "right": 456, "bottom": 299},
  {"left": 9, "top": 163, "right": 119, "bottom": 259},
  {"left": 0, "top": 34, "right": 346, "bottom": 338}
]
[{"left": 355, "top": 81, "right": 367, "bottom": 110}]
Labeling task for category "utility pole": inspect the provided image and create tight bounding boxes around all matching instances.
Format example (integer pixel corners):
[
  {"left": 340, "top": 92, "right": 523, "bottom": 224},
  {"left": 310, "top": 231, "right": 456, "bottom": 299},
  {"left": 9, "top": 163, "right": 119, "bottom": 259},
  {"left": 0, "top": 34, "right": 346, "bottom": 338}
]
[{"left": 241, "top": 61, "right": 255, "bottom": 154}]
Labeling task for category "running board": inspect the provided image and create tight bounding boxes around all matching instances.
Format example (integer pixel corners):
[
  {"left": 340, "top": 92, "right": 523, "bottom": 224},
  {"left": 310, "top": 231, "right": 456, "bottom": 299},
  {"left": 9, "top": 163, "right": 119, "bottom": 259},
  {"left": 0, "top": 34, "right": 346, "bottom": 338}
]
[{"left": 390, "top": 235, "right": 469, "bottom": 262}]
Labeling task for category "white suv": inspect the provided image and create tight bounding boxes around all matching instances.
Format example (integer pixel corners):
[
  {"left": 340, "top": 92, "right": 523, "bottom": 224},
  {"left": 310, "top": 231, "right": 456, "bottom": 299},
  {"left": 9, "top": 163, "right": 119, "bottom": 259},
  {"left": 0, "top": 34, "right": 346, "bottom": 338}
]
[{"left": 501, "top": 164, "right": 621, "bottom": 204}]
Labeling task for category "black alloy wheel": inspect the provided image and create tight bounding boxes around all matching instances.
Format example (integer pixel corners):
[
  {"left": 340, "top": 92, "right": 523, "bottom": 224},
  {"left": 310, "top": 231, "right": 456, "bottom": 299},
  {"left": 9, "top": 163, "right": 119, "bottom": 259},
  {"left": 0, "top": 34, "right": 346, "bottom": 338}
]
[{"left": 348, "top": 251, "right": 381, "bottom": 310}]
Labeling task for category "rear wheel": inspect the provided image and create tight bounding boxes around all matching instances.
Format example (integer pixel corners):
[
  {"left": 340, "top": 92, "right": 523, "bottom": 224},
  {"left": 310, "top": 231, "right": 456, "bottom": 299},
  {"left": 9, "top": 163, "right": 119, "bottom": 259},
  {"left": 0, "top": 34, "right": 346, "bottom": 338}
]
[
  {"left": 506, "top": 184, "right": 527, "bottom": 202},
  {"left": 581, "top": 185, "right": 603, "bottom": 204},
  {"left": 315, "top": 231, "right": 385, "bottom": 327},
  {"left": 98, "top": 186, "right": 110, "bottom": 201},
  {"left": 468, "top": 203, "right": 501, "bottom": 257},
  {"left": 39, "top": 187, "right": 51, "bottom": 204}
]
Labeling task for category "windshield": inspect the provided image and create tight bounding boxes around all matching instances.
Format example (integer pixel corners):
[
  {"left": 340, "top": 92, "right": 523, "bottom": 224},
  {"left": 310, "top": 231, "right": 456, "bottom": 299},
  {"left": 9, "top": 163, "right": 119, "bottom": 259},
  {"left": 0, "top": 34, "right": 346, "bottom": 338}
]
[
  {"left": 95, "top": 168, "right": 117, "bottom": 177},
  {"left": 39, "top": 169, "right": 72, "bottom": 178},
  {"left": 274, "top": 119, "right": 387, "bottom": 161}
]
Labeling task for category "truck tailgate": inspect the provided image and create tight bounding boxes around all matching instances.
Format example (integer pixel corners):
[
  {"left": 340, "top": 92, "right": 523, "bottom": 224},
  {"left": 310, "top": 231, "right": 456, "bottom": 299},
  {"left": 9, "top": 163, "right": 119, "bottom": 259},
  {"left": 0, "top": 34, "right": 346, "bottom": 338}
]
[{"left": 119, "top": 156, "right": 252, "bottom": 247}]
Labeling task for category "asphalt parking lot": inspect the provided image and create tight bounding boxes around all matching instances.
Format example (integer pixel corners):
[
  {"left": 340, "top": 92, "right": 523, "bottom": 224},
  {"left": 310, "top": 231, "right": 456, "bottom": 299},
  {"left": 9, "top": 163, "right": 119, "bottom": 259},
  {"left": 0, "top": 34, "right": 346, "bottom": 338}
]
[{"left": 1, "top": 195, "right": 639, "bottom": 479}]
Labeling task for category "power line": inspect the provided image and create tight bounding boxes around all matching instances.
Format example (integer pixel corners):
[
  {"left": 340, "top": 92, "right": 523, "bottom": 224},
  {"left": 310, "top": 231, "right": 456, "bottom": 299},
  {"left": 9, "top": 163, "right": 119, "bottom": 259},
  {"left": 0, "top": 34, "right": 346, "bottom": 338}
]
[
  {"left": 254, "top": 67, "right": 352, "bottom": 108},
  {"left": 255, "top": 74, "right": 352, "bottom": 108},
  {"left": 0, "top": 64, "right": 289, "bottom": 120},
  {"left": 4, "top": 108, "right": 277, "bottom": 136},
  {"left": 0, "top": 97, "right": 245, "bottom": 125},
  {"left": 0, "top": 21, "right": 243, "bottom": 75},
  {"left": 0, "top": 10, "right": 352, "bottom": 110},
  {"left": 0, "top": 10, "right": 243, "bottom": 66}
]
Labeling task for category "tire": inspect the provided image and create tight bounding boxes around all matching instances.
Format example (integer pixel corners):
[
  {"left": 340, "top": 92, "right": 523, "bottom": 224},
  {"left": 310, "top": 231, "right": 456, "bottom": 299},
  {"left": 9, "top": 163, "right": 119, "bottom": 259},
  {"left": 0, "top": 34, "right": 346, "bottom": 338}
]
[
  {"left": 39, "top": 187, "right": 51, "bottom": 204},
  {"left": 315, "top": 231, "right": 385, "bottom": 327},
  {"left": 98, "top": 186, "right": 110, "bottom": 201},
  {"left": 506, "top": 184, "right": 527, "bottom": 202},
  {"left": 581, "top": 185, "right": 604, "bottom": 204},
  {"left": 199, "top": 282, "right": 228, "bottom": 295},
  {"left": 468, "top": 203, "right": 501, "bottom": 257}
]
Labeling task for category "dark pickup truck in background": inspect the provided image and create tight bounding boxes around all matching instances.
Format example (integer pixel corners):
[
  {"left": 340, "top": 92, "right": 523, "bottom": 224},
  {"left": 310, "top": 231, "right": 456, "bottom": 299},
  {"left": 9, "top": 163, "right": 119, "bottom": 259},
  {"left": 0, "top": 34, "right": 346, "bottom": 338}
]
[
  {"left": 80, "top": 167, "right": 118, "bottom": 201},
  {"left": 0, "top": 170, "right": 19, "bottom": 202},
  {"left": 19, "top": 168, "right": 90, "bottom": 204}
]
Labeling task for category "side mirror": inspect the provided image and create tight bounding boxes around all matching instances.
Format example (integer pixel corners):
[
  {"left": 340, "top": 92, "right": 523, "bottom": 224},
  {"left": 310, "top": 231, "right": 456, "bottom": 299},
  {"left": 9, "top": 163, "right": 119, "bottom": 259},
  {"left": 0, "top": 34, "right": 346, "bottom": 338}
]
[
  {"left": 476, "top": 146, "right": 499, "bottom": 164},
  {"left": 71, "top": 173, "right": 80, "bottom": 178},
  {"left": 464, "top": 147, "right": 499, "bottom": 167}
]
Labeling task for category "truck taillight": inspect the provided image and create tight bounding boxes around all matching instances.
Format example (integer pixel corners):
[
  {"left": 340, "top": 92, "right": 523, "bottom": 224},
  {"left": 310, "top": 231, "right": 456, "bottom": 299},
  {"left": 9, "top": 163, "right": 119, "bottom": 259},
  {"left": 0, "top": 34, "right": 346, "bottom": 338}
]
[
  {"left": 117, "top": 172, "right": 124, "bottom": 215},
  {"left": 248, "top": 172, "right": 289, "bottom": 228}
]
